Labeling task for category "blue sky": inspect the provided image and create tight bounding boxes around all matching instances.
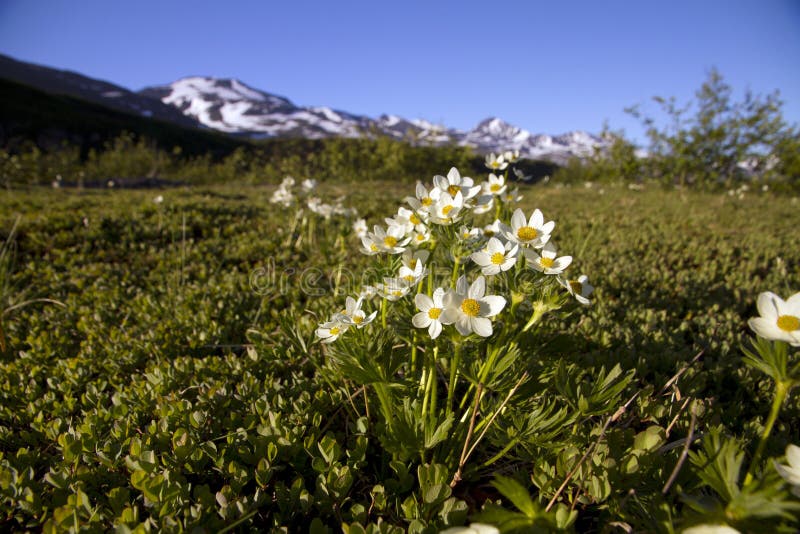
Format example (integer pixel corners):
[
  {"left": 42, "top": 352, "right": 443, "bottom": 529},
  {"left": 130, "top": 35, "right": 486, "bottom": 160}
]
[{"left": 1, "top": 0, "right": 798, "bottom": 144}]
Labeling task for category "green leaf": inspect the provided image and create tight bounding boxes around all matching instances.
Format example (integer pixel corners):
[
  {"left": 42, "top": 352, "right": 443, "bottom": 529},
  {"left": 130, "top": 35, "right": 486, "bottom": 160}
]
[{"left": 491, "top": 475, "right": 537, "bottom": 518}]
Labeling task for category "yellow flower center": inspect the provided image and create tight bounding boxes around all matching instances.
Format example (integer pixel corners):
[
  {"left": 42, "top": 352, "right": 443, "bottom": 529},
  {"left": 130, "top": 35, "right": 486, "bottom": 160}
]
[
  {"left": 428, "top": 308, "right": 442, "bottom": 320},
  {"left": 490, "top": 184, "right": 501, "bottom": 192},
  {"left": 448, "top": 185, "right": 460, "bottom": 196},
  {"left": 539, "top": 257, "right": 555, "bottom": 268},
  {"left": 442, "top": 205, "right": 454, "bottom": 215},
  {"left": 491, "top": 161, "right": 500, "bottom": 169},
  {"left": 490, "top": 252, "right": 505, "bottom": 265},
  {"left": 421, "top": 197, "right": 432, "bottom": 206},
  {"left": 517, "top": 226, "right": 538, "bottom": 241},
  {"left": 329, "top": 327, "right": 340, "bottom": 335},
  {"left": 403, "top": 275, "right": 415, "bottom": 282},
  {"left": 410, "top": 213, "right": 421, "bottom": 225},
  {"left": 370, "top": 243, "right": 378, "bottom": 252},
  {"left": 392, "top": 290, "right": 402, "bottom": 297},
  {"left": 461, "top": 298, "right": 481, "bottom": 317},
  {"left": 353, "top": 315, "right": 363, "bottom": 324},
  {"left": 384, "top": 236, "right": 398, "bottom": 248},
  {"left": 777, "top": 315, "right": 800, "bottom": 332},
  {"left": 415, "top": 234, "right": 425, "bottom": 241},
  {"left": 409, "top": 259, "right": 418, "bottom": 269}
]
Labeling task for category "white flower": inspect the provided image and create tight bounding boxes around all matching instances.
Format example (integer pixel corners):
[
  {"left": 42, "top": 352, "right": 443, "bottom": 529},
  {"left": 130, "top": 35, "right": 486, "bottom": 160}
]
[
  {"left": 503, "top": 149, "right": 520, "bottom": 164},
  {"left": 748, "top": 291, "right": 800, "bottom": 346},
  {"left": 154, "top": 195, "right": 164, "bottom": 204},
  {"left": 433, "top": 167, "right": 481, "bottom": 200},
  {"left": 412, "top": 288, "right": 451, "bottom": 339},
  {"left": 775, "top": 443, "right": 800, "bottom": 497},
  {"left": 353, "top": 218, "right": 368, "bottom": 238},
  {"left": 501, "top": 187, "right": 522, "bottom": 204},
  {"left": 471, "top": 194, "right": 494, "bottom": 215},
  {"left": 360, "top": 234, "right": 382, "bottom": 256},
  {"left": 482, "top": 219, "right": 508, "bottom": 239},
  {"left": 470, "top": 237, "right": 519, "bottom": 275},
  {"left": 270, "top": 186, "right": 294, "bottom": 206},
  {"left": 559, "top": 274, "right": 594, "bottom": 305},
  {"left": 682, "top": 525, "right": 740, "bottom": 534},
  {"left": 378, "top": 278, "right": 413, "bottom": 301},
  {"left": 301, "top": 178, "right": 318, "bottom": 192},
  {"left": 525, "top": 242, "right": 572, "bottom": 275},
  {"left": 513, "top": 167, "right": 532, "bottom": 182},
  {"left": 359, "top": 285, "right": 378, "bottom": 299},
  {"left": 442, "top": 276, "right": 506, "bottom": 337},
  {"left": 280, "top": 176, "right": 296, "bottom": 188},
  {"left": 398, "top": 261, "right": 427, "bottom": 286},
  {"left": 504, "top": 208, "right": 554, "bottom": 248},
  {"left": 430, "top": 191, "right": 464, "bottom": 225},
  {"left": 371, "top": 224, "right": 411, "bottom": 254},
  {"left": 484, "top": 173, "right": 507, "bottom": 196},
  {"left": 406, "top": 183, "right": 441, "bottom": 214},
  {"left": 411, "top": 225, "right": 432, "bottom": 245},
  {"left": 440, "top": 523, "right": 500, "bottom": 534},
  {"left": 386, "top": 207, "right": 425, "bottom": 235},
  {"left": 401, "top": 250, "right": 430, "bottom": 272},
  {"left": 485, "top": 153, "right": 508, "bottom": 171},
  {"left": 339, "top": 296, "right": 377, "bottom": 328},
  {"left": 315, "top": 318, "right": 349, "bottom": 343},
  {"left": 458, "top": 225, "right": 481, "bottom": 242}
]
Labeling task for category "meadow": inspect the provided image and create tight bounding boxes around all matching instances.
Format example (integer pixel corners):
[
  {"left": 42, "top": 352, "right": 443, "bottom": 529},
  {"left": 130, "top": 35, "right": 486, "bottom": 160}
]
[{"left": 1, "top": 173, "right": 799, "bottom": 533}]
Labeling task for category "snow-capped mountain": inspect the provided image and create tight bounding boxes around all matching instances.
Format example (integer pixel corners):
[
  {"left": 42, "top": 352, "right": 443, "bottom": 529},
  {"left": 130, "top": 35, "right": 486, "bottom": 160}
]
[{"left": 140, "top": 77, "right": 607, "bottom": 162}]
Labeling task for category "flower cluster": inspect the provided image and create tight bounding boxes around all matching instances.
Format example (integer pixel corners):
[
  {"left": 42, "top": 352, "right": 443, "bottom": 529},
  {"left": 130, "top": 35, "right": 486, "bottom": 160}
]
[
  {"left": 270, "top": 176, "right": 356, "bottom": 219},
  {"left": 748, "top": 290, "right": 800, "bottom": 346},
  {"left": 316, "top": 162, "right": 593, "bottom": 343}
]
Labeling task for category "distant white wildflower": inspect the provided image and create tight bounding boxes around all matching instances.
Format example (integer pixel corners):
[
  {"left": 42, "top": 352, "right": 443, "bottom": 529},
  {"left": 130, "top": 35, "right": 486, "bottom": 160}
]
[
  {"left": 401, "top": 249, "right": 430, "bottom": 272},
  {"left": 470, "top": 237, "right": 519, "bottom": 276},
  {"left": 513, "top": 167, "right": 532, "bottom": 182},
  {"left": 371, "top": 224, "right": 411, "bottom": 254},
  {"left": 430, "top": 191, "right": 464, "bottom": 226},
  {"left": 353, "top": 218, "right": 368, "bottom": 238},
  {"left": 748, "top": 291, "right": 800, "bottom": 346},
  {"left": 412, "top": 288, "right": 450, "bottom": 339},
  {"left": 501, "top": 187, "right": 522, "bottom": 203},
  {"left": 440, "top": 523, "right": 499, "bottom": 534},
  {"left": 458, "top": 225, "right": 481, "bottom": 242},
  {"left": 315, "top": 317, "right": 349, "bottom": 343},
  {"left": 503, "top": 149, "right": 520, "bottom": 164},
  {"left": 301, "top": 178, "right": 318, "bottom": 192},
  {"left": 398, "top": 261, "right": 427, "bottom": 286},
  {"left": 378, "top": 278, "right": 413, "bottom": 301},
  {"left": 433, "top": 167, "right": 481, "bottom": 200},
  {"left": 682, "top": 525, "right": 740, "bottom": 534},
  {"left": 154, "top": 195, "right": 164, "bottom": 204},
  {"left": 525, "top": 242, "right": 572, "bottom": 275},
  {"left": 559, "top": 274, "right": 594, "bottom": 305},
  {"left": 406, "top": 183, "right": 441, "bottom": 214},
  {"left": 485, "top": 153, "right": 508, "bottom": 171},
  {"left": 442, "top": 276, "right": 506, "bottom": 337},
  {"left": 504, "top": 208, "right": 554, "bottom": 248},
  {"left": 482, "top": 219, "right": 508, "bottom": 239},
  {"left": 471, "top": 194, "right": 494, "bottom": 215},
  {"left": 775, "top": 443, "right": 800, "bottom": 497},
  {"left": 484, "top": 173, "right": 507, "bottom": 196},
  {"left": 339, "top": 296, "right": 376, "bottom": 328}
]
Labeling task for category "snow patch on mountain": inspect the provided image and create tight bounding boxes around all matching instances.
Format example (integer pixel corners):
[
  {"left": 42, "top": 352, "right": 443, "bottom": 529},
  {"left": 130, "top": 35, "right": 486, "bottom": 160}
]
[{"left": 141, "top": 77, "right": 609, "bottom": 162}]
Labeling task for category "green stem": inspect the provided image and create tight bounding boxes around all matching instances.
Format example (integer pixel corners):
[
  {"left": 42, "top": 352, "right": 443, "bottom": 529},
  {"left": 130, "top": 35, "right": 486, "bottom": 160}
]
[
  {"left": 451, "top": 255, "right": 460, "bottom": 287},
  {"left": 430, "top": 346, "right": 439, "bottom": 418},
  {"left": 744, "top": 379, "right": 790, "bottom": 485},
  {"left": 374, "top": 383, "right": 394, "bottom": 431},
  {"left": 411, "top": 331, "right": 418, "bottom": 374},
  {"left": 483, "top": 437, "right": 521, "bottom": 467},
  {"left": 381, "top": 298, "right": 387, "bottom": 329},
  {"left": 447, "top": 342, "right": 462, "bottom": 417}
]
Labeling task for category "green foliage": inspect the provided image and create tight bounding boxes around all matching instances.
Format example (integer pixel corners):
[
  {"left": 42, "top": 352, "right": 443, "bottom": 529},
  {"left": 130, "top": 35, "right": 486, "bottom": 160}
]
[
  {"left": 627, "top": 68, "right": 799, "bottom": 188},
  {"left": 0, "top": 180, "right": 798, "bottom": 531}
]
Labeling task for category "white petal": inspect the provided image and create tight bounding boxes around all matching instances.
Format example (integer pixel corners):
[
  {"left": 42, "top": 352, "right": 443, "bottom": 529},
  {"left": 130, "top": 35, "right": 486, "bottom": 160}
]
[
  {"left": 785, "top": 291, "right": 800, "bottom": 311},
  {"left": 471, "top": 317, "right": 493, "bottom": 337},
  {"left": 440, "top": 307, "right": 459, "bottom": 325},
  {"left": 415, "top": 293, "right": 433, "bottom": 312},
  {"left": 455, "top": 316, "right": 472, "bottom": 335},
  {"left": 481, "top": 264, "right": 501, "bottom": 276},
  {"left": 510, "top": 208, "right": 525, "bottom": 230},
  {"left": 447, "top": 167, "right": 461, "bottom": 184},
  {"left": 540, "top": 220, "right": 555, "bottom": 234},
  {"left": 748, "top": 317, "right": 785, "bottom": 341},
  {"left": 456, "top": 275, "right": 468, "bottom": 295},
  {"left": 481, "top": 295, "right": 507, "bottom": 316},
  {"left": 775, "top": 461, "right": 800, "bottom": 485},
  {"left": 469, "top": 276, "right": 486, "bottom": 299},
  {"left": 756, "top": 291, "right": 780, "bottom": 320},
  {"left": 433, "top": 175, "right": 448, "bottom": 191},
  {"left": 469, "top": 524, "right": 500, "bottom": 534},
  {"left": 432, "top": 287, "right": 446, "bottom": 306},
  {"left": 412, "top": 312, "right": 431, "bottom": 329},
  {"left": 471, "top": 251, "right": 492, "bottom": 267},
  {"left": 429, "top": 320, "right": 442, "bottom": 339},
  {"left": 531, "top": 209, "right": 543, "bottom": 228},
  {"left": 553, "top": 256, "right": 573, "bottom": 270},
  {"left": 787, "top": 444, "right": 800, "bottom": 469}
]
